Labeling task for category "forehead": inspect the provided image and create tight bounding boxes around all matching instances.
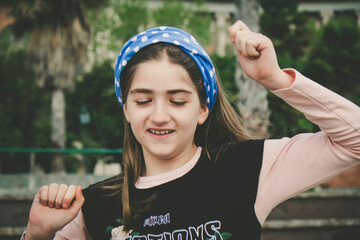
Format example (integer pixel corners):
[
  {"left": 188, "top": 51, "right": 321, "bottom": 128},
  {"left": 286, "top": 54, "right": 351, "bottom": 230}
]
[{"left": 130, "top": 59, "right": 197, "bottom": 91}]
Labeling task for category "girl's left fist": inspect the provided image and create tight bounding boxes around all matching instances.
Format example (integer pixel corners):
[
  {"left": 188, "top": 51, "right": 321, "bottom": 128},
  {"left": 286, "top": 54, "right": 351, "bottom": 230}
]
[{"left": 228, "top": 20, "right": 294, "bottom": 90}]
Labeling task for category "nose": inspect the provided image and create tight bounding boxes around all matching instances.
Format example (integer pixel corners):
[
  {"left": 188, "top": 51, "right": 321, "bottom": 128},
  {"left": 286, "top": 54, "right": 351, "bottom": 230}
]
[{"left": 149, "top": 101, "right": 171, "bottom": 125}]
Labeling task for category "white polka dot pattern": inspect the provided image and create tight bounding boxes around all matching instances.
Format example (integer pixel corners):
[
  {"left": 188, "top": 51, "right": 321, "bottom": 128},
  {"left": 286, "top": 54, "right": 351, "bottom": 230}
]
[{"left": 114, "top": 26, "right": 217, "bottom": 111}]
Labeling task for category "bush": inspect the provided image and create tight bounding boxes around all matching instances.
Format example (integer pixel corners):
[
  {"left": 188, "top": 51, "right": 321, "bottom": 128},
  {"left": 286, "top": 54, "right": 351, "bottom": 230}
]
[
  {"left": 304, "top": 16, "right": 360, "bottom": 105},
  {"left": 0, "top": 29, "right": 51, "bottom": 172}
]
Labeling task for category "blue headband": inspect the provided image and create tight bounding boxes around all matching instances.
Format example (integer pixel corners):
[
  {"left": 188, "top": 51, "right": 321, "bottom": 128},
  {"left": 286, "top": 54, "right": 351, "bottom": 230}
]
[{"left": 114, "top": 26, "right": 217, "bottom": 111}]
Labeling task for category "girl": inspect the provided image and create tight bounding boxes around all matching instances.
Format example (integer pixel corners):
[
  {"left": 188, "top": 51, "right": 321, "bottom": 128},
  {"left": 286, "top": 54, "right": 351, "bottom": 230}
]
[{"left": 24, "top": 21, "right": 360, "bottom": 240}]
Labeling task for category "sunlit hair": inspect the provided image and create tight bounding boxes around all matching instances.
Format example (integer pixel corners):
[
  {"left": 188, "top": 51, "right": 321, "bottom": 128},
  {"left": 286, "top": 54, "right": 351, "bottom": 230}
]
[{"left": 106, "top": 42, "right": 251, "bottom": 231}]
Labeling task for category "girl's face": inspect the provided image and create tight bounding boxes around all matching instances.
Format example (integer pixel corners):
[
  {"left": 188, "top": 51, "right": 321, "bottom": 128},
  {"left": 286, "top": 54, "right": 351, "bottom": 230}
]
[{"left": 124, "top": 57, "right": 209, "bottom": 175}]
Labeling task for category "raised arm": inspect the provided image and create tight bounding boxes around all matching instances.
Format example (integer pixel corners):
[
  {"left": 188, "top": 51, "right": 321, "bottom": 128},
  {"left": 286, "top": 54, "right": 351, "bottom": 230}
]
[
  {"left": 228, "top": 20, "right": 360, "bottom": 224},
  {"left": 256, "top": 69, "right": 360, "bottom": 224}
]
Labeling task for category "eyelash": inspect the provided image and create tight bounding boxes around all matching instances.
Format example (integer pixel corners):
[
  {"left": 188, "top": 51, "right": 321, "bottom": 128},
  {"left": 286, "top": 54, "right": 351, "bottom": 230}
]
[
  {"left": 171, "top": 100, "right": 186, "bottom": 106},
  {"left": 136, "top": 100, "right": 151, "bottom": 105},
  {"left": 135, "top": 100, "right": 186, "bottom": 106}
]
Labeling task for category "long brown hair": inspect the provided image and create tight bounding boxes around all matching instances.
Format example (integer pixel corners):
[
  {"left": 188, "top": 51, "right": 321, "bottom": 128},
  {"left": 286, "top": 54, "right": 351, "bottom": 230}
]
[{"left": 107, "top": 42, "right": 251, "bottom": 231}]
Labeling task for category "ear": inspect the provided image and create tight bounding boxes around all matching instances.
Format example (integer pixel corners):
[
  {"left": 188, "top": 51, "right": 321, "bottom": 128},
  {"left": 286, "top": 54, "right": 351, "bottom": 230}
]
[
  {"left": 123, "top": 104, "right": 131, "bottom": 123},
  {"left": 197, "top": 105, "right": 209, "bottom": 125}
]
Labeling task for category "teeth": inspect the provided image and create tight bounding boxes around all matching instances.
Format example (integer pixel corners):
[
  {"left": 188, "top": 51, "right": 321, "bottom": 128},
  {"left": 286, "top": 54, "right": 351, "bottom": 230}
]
[{"left": 149, "top": 130, "right": 172, "bottom": 135}]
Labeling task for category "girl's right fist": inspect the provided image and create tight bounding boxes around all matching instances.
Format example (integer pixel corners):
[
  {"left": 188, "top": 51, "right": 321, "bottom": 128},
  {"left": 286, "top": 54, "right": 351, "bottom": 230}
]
[{"left": 25, "top": 184, "right": 84, "bottom": 240}]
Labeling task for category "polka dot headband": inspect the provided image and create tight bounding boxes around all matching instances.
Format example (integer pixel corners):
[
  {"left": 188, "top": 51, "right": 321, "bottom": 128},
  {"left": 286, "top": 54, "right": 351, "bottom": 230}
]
[{"left": 114, "top": 26, "right": 218, "bottom": 111}]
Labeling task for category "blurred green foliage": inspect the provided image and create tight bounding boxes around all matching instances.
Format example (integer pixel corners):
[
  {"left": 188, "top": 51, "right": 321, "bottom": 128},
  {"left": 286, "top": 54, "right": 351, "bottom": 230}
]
[
  {"left": 303, "top": 15, "right": 360, "bottom": 105},
  {"left": 64, "top": 60, "right": 125, "bottom": 172},
  {"left": 65, "top": 60, "right": 124, "bottom": 150},
  {"left": 0, "top": 29, "right": 51, "bottom": 172},
  {"left": 260, "top": 0, "right": 318, "bottom": 138},
  {"left": 260, "top": 0, "right": 316, "bottom": 59},
  {"left": 268, "top": 12, "right": 360, "bottom": 138},
  {"left": 152, "top": 0, "right": 211, "bottom": 44},
  {"left": 260, "top": 0, "right": 359, "bottom": 138},
  {"left": 89, "top": 0, "right": 211, "bottom": 59},
  {"left": 91, "top": 0, "right": 149, "bottom": 52},
  {"left": 211, "top": 54, "right": 239, "bottom": 109}
]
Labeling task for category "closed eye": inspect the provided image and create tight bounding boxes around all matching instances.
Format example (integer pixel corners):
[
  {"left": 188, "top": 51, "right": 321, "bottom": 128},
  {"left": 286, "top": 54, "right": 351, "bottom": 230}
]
[
  {"left": 136, "top": 100, "right": 152, "bottom": 105},
  {"left": 170, "top": 100, "right": 186, "bottom": 106}
]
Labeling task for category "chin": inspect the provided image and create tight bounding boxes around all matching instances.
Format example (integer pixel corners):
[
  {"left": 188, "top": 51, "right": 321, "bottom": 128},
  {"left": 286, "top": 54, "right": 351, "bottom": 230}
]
[{"left": 146, "top": 147, "right": 179, "bottom": 161}]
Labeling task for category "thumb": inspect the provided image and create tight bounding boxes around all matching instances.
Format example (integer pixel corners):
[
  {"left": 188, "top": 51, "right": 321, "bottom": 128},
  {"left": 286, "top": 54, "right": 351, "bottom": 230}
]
[
  {"left": 68, "top": 186, "right": 85, "bottom": 214},
  {"left": 33, "top": 188, "right": 44, "bottom": 206},
  {"left": 34, "top": 191, "right": 41, "bottom": 203}
]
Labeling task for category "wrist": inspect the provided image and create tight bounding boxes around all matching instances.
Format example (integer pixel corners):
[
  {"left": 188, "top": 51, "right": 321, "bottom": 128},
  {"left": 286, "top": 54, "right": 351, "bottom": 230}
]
[
  {"left": 25, "top": 223, "right": 55, "bottom": 240},
  {"left": 264, "top": 69, "right": 295, "bottom": 91}
]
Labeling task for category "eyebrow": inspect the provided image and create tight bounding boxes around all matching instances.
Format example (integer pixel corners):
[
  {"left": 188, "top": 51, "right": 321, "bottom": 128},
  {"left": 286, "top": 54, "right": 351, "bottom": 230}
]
[
  {"left": 130, "top": 88, "right": 152, "bottom": 94},
  {"left": 168, "top": 89, "right": 192, "bottom": 95},
  {"left": 130, "top": 88, "right": 193, "bottom": 95}
]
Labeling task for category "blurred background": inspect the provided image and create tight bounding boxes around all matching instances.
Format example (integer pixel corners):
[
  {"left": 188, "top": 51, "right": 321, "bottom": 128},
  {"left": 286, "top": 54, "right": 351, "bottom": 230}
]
[{"left": 0, "top": 0, "right": 360, "bottom": 239}]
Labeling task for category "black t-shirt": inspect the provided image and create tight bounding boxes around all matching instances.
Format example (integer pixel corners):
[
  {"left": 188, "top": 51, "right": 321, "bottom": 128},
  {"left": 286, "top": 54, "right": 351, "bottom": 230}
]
[{"left": 82, "top": 140, "right": 264, "bottom": 240}]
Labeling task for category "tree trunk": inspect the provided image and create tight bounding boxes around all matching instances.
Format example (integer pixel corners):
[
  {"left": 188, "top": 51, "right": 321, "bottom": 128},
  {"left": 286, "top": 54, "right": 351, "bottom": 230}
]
[
  {"left": 234, "top": 0, "right": 270, "bottom": 138},
  {"left": 50, "top": 89, "right": 66, "bottom": 173},
  {"left": 0, "top": 7, "right": 15, "bottom": 32}
]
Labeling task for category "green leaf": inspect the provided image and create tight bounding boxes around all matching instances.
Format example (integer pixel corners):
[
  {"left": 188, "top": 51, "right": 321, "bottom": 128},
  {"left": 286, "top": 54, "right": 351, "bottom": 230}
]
[
  {"left": 105, "top": 226, "right": 114, "bottom": 234},
  {"left": 222, "top": 232, "right": 233, "bottom": 239},
  {"left": 130, "top": 232, "right": 141, "bottom": 236}
]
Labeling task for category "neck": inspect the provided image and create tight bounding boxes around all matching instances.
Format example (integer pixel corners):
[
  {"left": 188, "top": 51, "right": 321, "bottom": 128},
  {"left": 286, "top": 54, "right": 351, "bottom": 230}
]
[{"left": 142, "top": 144, "right": 198, "bottom": 176}]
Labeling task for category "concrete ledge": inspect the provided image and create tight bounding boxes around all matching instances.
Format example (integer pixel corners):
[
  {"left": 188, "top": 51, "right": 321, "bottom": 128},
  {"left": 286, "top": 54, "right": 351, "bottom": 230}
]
[
  {"left": 263, "top": 218, "right": 360, "bottom": 229},
  {"left": 0, "top": 174, "right": 112, "bottom": 200},
  {"left": 1, "top": 174, "right": 359, "bottom": 200},
  {"left": 298, "top": 2, "right": 360, "bottom": 12},
  {"left": 295, "top": 188, "right": 360, "bottom": 198},
  {"left": 0, "top": 226, "right": 24, "bottom": 236}
]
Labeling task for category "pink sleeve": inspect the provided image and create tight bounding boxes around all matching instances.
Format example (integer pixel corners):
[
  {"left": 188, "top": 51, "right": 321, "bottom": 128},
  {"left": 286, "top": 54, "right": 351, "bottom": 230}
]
[
  {"left": 53, "top": 210, "right": 92, "bottom": 240},
  {"left": 255, "top": 69, "right": 360, "bottom": 225}
]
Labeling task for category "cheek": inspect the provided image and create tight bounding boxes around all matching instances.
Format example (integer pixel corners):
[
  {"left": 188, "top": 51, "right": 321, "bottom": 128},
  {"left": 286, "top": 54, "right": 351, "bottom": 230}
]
[
  {"left": 177, "top": 109, "right": 201, "bottom": 129},
  {"left": 129, "top": 120, "right": 145, "bottom": 144},
  {"left": 127, "top": 111, "right": 146, "bottom": 127},
  {"left": 125, "top": 104, "right": 148, "bottom": 122}
]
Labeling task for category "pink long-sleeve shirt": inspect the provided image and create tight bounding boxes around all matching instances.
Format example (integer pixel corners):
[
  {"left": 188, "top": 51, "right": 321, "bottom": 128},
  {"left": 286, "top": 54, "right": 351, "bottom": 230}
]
[{"left": 54, "top": 69, "right": 360, "bottom": 239}]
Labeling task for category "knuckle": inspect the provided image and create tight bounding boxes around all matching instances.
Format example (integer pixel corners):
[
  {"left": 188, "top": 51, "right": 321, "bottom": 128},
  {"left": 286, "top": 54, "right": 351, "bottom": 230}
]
[
  {"left": 63, "top": 196, "right": 73, "bottom": 204},
  {"left": 49, "top": 183, "right": 59, "bottom": 189},
  {"left": 264, "top": 35, "right": 272, "bottom": 43},
  {"left": 39, "top": 187, "right": 48, "bottom": 196},
  {"left": 235, "top": 32, "right": 242, "bottom": 42}
]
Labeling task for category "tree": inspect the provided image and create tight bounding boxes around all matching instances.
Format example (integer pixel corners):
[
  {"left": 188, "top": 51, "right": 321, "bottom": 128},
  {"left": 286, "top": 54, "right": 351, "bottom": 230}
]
[
  {"left": 304, "top": 15, "right": 360, "bottom": 105},
  {"left": 234, "top": 0, "right": 269, "bottom": 138},
  {"left": 65, "top": 60, "right": 125, "bottom": 172},
  {"left": 29, "top": 1, "right": 91, "bottom": 172},
  {"left": 152, "top": 0, "right": 211, "bottom": 44},
  {"left": 0, "top": 28, "right": 52, "bottom": 173},
  {"left": 89, "top": 0, "right": 212, "bottom": 61},
  {"left": 259, "top": 0, "right": 318, "bottom": 138},
  {"left": 259, "top": 0, "right": 315, "bottom": 67},
  {"left": 1, "top": 0, "right": 92, "bottom": 172},
  {"left": 0, "top": 6, "right": 15, "bottom": 32}
]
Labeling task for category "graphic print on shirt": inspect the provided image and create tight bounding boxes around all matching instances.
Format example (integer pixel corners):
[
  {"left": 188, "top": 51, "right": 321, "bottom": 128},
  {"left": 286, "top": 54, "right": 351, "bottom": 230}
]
[
  {"left": 106, "top": 217, "right": 233, "bottom": 240},
  {"left": 143, "top": 213, "right": 171, "bottom": 227}
]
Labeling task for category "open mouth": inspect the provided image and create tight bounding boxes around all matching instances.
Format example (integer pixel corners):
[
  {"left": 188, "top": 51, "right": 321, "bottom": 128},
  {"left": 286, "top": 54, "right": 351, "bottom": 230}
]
[{"left": 148, "top": 129, "right": 175, "bottom": 135}]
